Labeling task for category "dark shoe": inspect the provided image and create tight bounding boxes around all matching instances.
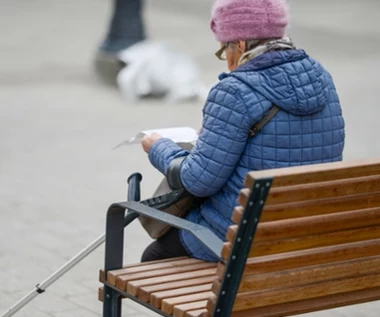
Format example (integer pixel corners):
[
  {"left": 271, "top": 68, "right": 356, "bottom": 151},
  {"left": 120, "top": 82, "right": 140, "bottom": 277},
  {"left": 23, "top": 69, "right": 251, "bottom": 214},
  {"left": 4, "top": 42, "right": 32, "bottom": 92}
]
[{"left": 93, "top": 51, "right": 126, "bottom": 86}]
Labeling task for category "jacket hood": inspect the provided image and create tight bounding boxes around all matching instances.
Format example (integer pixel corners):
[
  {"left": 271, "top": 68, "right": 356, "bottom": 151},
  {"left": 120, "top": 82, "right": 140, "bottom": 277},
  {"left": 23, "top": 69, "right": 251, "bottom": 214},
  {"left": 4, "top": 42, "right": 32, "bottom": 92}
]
[{"left": 221, "top": 50, "right": 329, "bottom": 116}]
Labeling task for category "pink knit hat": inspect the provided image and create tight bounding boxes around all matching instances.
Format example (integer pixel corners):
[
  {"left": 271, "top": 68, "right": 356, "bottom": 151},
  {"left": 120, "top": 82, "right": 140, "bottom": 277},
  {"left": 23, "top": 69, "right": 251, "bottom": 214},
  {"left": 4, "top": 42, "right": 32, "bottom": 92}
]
[{"left": 210, "top": 0, "right": 289, "bottom": 42}]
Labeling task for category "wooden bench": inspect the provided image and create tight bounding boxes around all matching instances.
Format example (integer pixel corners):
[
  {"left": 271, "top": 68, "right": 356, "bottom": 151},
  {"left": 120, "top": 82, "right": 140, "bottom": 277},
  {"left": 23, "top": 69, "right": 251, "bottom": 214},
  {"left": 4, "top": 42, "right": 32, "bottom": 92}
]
[{"left": 99, "top": 159, "right": 380, "bottom": 317}]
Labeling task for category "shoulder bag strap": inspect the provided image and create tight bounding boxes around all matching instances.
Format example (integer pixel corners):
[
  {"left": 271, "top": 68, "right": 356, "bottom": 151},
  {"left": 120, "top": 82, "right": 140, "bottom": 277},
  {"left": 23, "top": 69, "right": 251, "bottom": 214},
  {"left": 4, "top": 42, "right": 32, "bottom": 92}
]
[{"left": 248, "top": 105, "right": 280, "bottom": 138}]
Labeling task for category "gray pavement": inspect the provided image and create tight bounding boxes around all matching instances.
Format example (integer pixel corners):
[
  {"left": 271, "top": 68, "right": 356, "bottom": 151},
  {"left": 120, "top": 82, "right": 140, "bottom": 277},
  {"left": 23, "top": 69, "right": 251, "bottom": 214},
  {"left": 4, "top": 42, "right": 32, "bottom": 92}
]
[{"left": 0, "top": 0, "right": 380, "bottom": 316}]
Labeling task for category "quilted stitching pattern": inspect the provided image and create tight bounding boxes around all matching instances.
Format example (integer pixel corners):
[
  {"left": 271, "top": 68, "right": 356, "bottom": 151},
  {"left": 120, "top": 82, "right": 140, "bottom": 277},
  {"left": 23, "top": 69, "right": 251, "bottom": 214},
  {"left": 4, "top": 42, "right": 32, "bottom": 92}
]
[{"left": 148, "top": 50, "right": 345, "bottom": 262}]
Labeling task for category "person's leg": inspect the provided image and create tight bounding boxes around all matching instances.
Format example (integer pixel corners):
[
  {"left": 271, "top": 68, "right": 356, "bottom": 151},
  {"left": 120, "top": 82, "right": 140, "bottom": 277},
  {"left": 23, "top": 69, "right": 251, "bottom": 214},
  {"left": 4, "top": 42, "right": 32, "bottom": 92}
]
[
  {"left": 95, "top": 0, "right": 145, "bottom": 85},
  {"left": 141, "top": 228, "right": 190, "bottom": 262},
  {"left": 100, "top": 0, "right": 145, "bottom": 53}
]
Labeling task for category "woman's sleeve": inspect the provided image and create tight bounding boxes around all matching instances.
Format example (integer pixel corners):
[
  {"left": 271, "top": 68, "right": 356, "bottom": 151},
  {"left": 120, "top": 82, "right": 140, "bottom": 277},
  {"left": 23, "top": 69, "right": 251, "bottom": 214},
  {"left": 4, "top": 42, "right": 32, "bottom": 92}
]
[
  {"left": 179, "top": 82, "right": 250, "bottom": 197},
  {"left": 148, "top": 138, "right": 189, "bottom": 175},
  {"left": 148, "top": 82, "right": 250, "bottom": 196}
]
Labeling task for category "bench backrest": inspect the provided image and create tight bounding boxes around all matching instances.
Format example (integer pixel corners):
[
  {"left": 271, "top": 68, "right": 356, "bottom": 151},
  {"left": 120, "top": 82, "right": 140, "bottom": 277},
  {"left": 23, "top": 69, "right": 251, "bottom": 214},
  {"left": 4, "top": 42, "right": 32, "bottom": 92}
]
[{"left": 207, "top": 159, "right": 380, "bottom": 317}]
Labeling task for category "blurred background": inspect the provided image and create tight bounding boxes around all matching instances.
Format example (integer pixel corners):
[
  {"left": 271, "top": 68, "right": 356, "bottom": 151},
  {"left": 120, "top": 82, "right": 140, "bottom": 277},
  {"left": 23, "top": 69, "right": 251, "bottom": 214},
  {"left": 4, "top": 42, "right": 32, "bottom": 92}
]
[{"left": 0, "top": 0, "right": 379, "bottom": 316}]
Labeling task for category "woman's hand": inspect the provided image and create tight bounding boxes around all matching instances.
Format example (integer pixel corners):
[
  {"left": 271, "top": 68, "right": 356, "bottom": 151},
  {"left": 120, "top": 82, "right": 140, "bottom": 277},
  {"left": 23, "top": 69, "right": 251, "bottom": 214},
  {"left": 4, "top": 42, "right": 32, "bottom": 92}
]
[{"left": 141, "top": 133, "right": 162, "bottom": 153}]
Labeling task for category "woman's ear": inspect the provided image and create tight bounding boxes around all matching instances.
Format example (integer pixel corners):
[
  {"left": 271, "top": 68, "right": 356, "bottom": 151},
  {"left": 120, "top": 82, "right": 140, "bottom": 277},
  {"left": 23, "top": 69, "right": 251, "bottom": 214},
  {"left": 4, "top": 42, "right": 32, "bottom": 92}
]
[{"left": 237, "top": 41, "right": 247, "bottom": 53}]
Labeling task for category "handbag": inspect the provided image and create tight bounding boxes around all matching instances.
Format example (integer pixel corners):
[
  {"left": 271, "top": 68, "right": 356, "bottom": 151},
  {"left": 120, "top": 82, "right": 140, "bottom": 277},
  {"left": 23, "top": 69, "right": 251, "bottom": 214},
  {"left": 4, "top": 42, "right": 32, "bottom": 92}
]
[
  {"left": 138, "top": 177, "right": 205, "bottom": 239},
  {"left": 139, "top": 105, "right": 280, "bottom": 239}
]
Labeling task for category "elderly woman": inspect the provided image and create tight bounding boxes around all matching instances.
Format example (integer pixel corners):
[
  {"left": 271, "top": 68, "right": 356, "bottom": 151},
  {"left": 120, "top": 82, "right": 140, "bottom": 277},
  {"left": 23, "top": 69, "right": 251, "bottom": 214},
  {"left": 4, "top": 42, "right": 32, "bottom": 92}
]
[{"left": 141, "top": 0, "right": 345, "bottom": 262}]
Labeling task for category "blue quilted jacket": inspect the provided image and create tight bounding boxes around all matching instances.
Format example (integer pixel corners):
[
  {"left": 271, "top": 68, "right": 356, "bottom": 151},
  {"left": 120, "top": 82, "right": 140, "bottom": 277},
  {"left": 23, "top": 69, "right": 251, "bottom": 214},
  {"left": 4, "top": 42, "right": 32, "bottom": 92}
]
[{"left": 149, "top": 49, "right": 345, "bottom": 261}]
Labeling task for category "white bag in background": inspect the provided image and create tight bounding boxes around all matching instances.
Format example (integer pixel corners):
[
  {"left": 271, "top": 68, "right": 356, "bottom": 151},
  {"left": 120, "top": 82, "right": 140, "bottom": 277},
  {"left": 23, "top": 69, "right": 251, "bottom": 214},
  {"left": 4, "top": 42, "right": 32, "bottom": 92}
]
[{"left": 116, "top": 40, "right": 209, "bottom": 103}]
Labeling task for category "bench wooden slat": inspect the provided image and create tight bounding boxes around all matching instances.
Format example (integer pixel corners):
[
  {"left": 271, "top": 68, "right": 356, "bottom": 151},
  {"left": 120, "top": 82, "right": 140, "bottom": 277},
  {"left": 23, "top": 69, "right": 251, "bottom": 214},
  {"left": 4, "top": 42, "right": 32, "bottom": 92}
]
[
  {"left": 173, "top": 300, "right": 208, "bottom": 317},
  {"left": 234, "top": 191, "right": 380, "bottom": 223},
  {"left": 232, "top": 272, "right": 380, "bottom": 311},
  {"left": 127, "top": 267, "right": 217, "bottom": 296},
  {"left": 238, "top": 255, "right": 380, "bottom": 293},
  {"left": 240, "top": 175, "right": 380, "bottom": 207},
  {"left": 151, "top": 284, "right": 212, "bottom": 308},
  {"left": 139, "top": 276, "right": 216, "bottom": 303},
  {"left": 162, "top": 291, "right": 214, "bottom": 315},
  {"left": 228, "top": 207, "right": 380, "bottom": 243},
  {"left": 219, "top": 239, "right": 380, "bottom": 275},
  {"left": 99, "top": 270, "right": 105, "bottom": 284},
  {"left": 185, "top": 309, "right": 209, "bottom": 317},
  {"left": 223, "top": 224, "right": 380, "bottom": 259},
  {"left": 250, "top": 225, "right": 380, "bottom": 256},
  {"left": 205, "top": 295, "right": 217, "bottom": 315},
  {"left": 115, "top": 262, "right": 215, "bottom": 290},
  {"left": 229, "top": 287, "right": 380, "bottom": 317},
  {"left": 245, "top": 159, "right": 380, "bottom": 189},
  {"left": 98, "top": 287, "right": 126, "bottom": 302},
  {"left": 221, "top": 243, "right": 231, "bottom": 260},
  {"left": 269, "top": 175, "right": 380, "bottom": 204},
  {"left": 99, "top": 256, "right": 188, "bottom": 283},
  {"left": 98, "top": 287, "right": 103, "bottom": 302},
  {"left": 107, "top": 258, "right": 201, "bottom": 285},
  {"left": 222, "top": 225, "right": 380, "bottom": 259},
  {"left": 213, "top": 256, "right": 380, "bottom": 297},
  {"left": 231, "top": 206, "right": 244, "bottom": 224}
]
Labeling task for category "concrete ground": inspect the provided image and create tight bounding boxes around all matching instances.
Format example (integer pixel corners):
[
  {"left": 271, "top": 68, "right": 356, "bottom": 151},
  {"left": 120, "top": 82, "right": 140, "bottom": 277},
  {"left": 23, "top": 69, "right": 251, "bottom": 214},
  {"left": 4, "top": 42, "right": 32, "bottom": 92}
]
[{"left": 0, "top": 0, "right": 379, "bottom": 316}]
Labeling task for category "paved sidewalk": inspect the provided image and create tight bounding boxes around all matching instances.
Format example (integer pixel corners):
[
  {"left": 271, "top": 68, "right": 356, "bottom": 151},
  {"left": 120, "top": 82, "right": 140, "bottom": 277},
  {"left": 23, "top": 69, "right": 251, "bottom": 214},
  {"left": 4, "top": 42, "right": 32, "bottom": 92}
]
[{"left": 0, "top": 1, "right": 379, "bottom": 316}]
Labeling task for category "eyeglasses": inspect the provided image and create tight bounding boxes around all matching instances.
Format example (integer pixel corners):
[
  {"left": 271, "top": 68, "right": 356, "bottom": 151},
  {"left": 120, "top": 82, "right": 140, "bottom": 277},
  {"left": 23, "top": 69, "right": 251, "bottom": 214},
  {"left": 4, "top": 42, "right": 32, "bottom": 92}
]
[
  {"left": 215, "top": 42, "right": 238, "bottom": 61},
  {"left": 215, "top": 44, "right": 227, "bottom": 61}
]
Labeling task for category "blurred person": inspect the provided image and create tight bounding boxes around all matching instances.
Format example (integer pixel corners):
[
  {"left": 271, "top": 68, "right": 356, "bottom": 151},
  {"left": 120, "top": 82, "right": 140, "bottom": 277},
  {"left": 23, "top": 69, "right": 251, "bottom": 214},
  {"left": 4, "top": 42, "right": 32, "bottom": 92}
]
[
  {"left": 140, "top": 0, "right": 345, "bottom": 262},
  {"left": 94, "top": 0, "right": 206, "bottom": 102},
  {"left": 94, "top": 0, "right": 145, "bottom": 85}
]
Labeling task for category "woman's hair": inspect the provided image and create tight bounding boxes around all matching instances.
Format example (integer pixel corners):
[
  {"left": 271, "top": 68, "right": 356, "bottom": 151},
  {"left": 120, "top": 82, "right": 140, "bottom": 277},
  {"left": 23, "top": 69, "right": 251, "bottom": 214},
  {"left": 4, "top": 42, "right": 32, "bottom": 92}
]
[
  {"left": 245, "top": 40, "right": 262, "bottom": 51},
  {"left": 245, "top": 39, "right": 280, "bottom": 52}
]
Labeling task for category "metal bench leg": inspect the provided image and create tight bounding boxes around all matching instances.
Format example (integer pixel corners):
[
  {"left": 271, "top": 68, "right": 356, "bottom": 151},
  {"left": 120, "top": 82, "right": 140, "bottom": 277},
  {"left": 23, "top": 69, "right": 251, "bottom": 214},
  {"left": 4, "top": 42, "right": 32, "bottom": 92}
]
[
  {"left": 102, "top": 173, "right": 142, "bottom": 317},
  {"left": 103, "top": 210, "right": 139, "bottom": 317},
  {"left": 103, "top": 286, "right": 122, "bottom": 317}
]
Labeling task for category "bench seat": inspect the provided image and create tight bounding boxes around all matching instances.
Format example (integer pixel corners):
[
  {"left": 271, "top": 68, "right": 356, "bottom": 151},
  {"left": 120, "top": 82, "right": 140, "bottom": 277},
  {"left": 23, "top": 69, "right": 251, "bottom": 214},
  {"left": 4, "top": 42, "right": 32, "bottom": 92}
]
[
  {"left": 100, "top": 159, "right": 380, "bottom": 317},
  {"left": 100, "top": 257, "right": 216, "bottom": 316}
]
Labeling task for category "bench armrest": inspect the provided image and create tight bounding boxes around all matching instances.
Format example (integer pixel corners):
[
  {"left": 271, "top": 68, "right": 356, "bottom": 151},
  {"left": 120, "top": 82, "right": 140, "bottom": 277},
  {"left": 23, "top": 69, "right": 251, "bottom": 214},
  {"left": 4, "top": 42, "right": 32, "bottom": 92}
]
[
  {"left": 104, "top": 200, "right": 224, "bottom": 280},
  {"left": 115, "top": 201, "right": 224, "bottom": 260}
]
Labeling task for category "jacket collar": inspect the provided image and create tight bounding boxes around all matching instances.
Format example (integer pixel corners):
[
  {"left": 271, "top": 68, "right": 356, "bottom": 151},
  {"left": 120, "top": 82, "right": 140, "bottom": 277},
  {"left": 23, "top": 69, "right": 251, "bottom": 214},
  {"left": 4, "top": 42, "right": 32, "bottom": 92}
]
[{"left": 219, "top": 49, "right": 308, "bottom": 80}]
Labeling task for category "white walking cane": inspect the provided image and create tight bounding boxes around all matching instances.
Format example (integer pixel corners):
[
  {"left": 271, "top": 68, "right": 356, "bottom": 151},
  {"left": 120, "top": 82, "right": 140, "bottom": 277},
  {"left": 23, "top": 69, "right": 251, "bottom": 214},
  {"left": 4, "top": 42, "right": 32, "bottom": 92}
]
[{"left": 0, "top": 173, "right": 143, "bottom": 317}]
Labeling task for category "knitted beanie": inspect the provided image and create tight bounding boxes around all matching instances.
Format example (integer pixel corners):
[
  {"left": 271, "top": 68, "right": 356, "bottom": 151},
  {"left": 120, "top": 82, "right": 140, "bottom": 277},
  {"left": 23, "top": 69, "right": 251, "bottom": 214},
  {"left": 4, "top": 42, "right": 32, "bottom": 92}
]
[{"left": 210, "top": 0, "right": 289, "bottom": 42}]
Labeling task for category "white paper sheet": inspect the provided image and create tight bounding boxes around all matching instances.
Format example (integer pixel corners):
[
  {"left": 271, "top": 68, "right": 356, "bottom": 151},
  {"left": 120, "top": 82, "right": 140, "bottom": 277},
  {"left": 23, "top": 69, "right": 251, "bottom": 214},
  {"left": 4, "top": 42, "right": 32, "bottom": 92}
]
[{"left": 112, "top": 127, "right": 198, "bottom": 151}]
